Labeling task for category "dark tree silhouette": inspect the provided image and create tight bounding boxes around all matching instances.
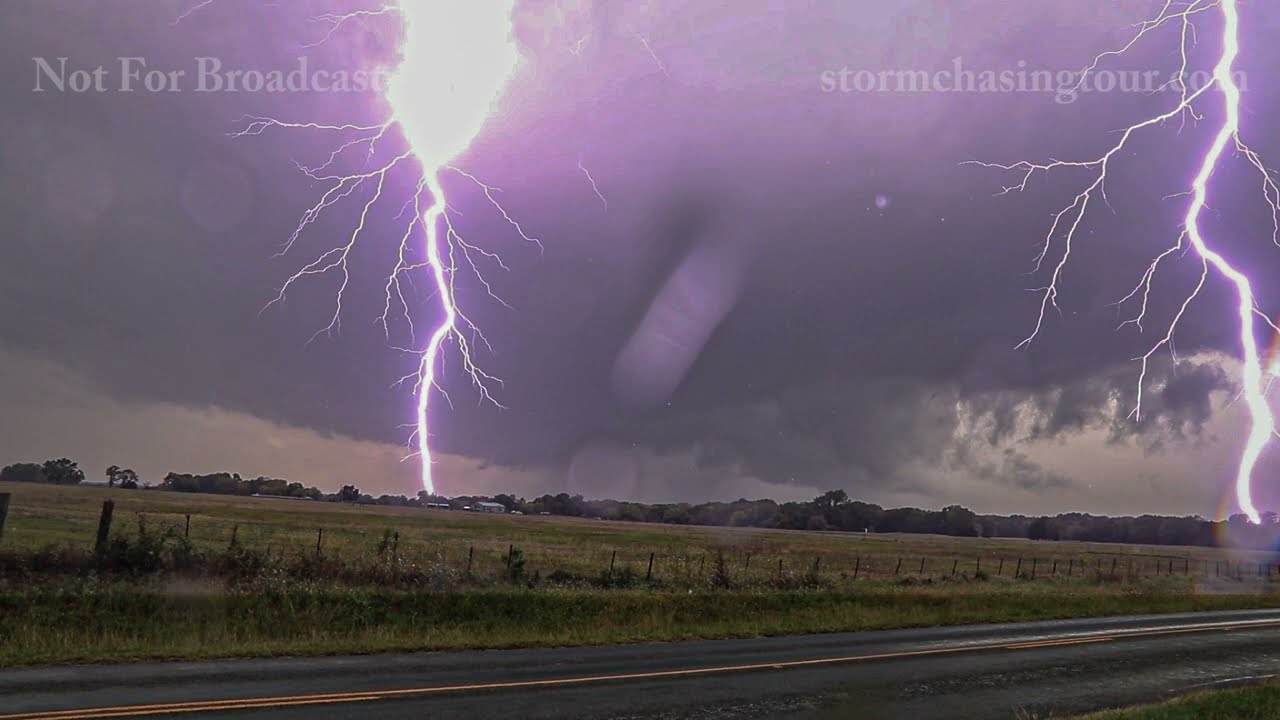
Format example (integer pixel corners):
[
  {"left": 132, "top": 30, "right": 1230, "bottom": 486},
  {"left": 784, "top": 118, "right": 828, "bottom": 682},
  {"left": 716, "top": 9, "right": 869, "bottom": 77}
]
[
  {"left": 0, "top": 462, "right": 45, "bottom": 484},
  {"left": 1027, "top": 516, "right": 1060, "bottom": 541},
  {"left": 41, "top": 458, "right": 84, "bottom": 485},
  {"left": 106, "top": 467, "right": 140, "bottom": 490}
]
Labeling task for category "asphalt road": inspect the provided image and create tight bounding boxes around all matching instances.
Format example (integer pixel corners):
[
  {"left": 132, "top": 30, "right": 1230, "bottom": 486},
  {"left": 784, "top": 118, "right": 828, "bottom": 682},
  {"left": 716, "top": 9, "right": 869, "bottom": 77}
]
[{"left": 5, "top": 609, "right": 1280, "bottom": 719}]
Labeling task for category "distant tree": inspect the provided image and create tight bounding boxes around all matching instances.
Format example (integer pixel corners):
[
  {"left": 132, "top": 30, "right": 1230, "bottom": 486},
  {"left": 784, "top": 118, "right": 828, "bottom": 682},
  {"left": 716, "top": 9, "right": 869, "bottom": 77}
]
[
  {"left": 251, "top": 477, "right": 289, "bottom": 496},
  {"left": 1, "top": 462, "right": 45, "bottom": 484},
  {"left": 940, "top": 505, "right": 980, "bottom": 537},
  {"left": 837, "top": 501, "right": 882, "bottom": 533},
  {"left": 337, "top": 485, "right": 361, "bottom": 503},
  {"left": 41, "top": 458, "right": 84, "bottom": 485},
  {"left": 773, "top": 501, "right": 812, "bottom": 530},
  {"left": 661, "top": 504, "right": 692, "bottom": 525},
  {"left": 1027, "top": 516, "right": 1060, "bottom": 541},
  {"left": 105, "top": 466, "right": 138, "bottom": 489},
  {"left": 876, "top": 507, "right": 929, "bottom": 534},
  {"left": 814, "top": 489, "right": 849, "bottom": 510}
]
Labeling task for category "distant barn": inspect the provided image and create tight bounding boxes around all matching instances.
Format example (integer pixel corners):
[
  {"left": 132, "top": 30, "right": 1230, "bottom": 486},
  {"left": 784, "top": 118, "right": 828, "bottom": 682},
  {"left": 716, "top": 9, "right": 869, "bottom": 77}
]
[{"left": 475, "top": 501, "right": 505, "bottom": 513}]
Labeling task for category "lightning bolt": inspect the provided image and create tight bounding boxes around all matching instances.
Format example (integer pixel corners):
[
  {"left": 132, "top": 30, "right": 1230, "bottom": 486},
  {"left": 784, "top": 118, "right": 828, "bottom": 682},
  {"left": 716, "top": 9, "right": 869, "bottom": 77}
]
[
  {"left": 579, "top": 154, "right": 608, "bottom": 211},
  {"left": 974, "top": 0, "right": 1278, "bottom": 523},
  {"left": 231, "top": 2, "right": 532, "bottom": 496},
  {"left": 635, "top": 33, "right": 668, "bottom": 76},
  {"left": 171, "top": 0, "right": 215, "bottom": 26}
]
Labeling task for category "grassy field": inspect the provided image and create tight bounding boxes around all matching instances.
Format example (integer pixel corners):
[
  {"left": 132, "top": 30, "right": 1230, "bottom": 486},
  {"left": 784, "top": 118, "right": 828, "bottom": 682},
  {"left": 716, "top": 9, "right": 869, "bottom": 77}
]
[
  {"left": 4, "top": 481, "right": 1280, "bottom": 668},
  {"left": 3, "top": 481, "right": 1274, "bottom": 585},
  {"left": 1072, "top": 683, "right": 1280, "bottom": 718}
]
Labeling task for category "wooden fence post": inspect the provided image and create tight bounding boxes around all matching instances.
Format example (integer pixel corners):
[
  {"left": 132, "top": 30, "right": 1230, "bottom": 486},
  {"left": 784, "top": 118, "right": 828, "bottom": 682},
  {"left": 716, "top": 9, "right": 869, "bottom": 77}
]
[
  {"left": 1051, "top": 560, "right": 1057, "bottom": 576},
  {"left": 1015, "top": 557, "right": 1022, "bottom": 577},
  {"left": 976, "top": 557, "right": 981, "bottom": 574},
  {"left": 0, "top": 493, "right": 10, "bottom": 540},
  {"left": 895, "top": 557, "right": 902, "bottom": 575},
  {"left": 1031, "top": 558, "right": 1037, "bottom": 578},
  {"left": 646, "top": 552, "right": 655, "bottom": 581},
  {"left": 315, "top": 528, "right": 323, "bottom": 557},
  {"left": 951, "top": 559, "right": 958, "bottom": 577},
  {"left": 467, "top": 545, "right": 474, "bottom": 574},
  {"left": 778, "top": 557, "right": 783, "bottom": 581},
  {"left": 853, "top": 556, "right": 861, "bottom": 580},
  {"left": 229, "top": 524, "right": 238, "bottom": 548},
  {"left": 1068, "top": 559, "right": 1074, "bottom": 576},
  {"left": 745, "top": 553, "right": 752, "bottom": 570},
  {"left": 610, "top": 550, "right": 617, "bottom": 573},
  {"left": 1111, "top": 558, "right": 1117, "bottom": 576},
  {"left": 184, "top": 514, "right": 191, "bottom": 539},
  {"left": 94, "top": 499, "right": 114, "bottom": 554}
]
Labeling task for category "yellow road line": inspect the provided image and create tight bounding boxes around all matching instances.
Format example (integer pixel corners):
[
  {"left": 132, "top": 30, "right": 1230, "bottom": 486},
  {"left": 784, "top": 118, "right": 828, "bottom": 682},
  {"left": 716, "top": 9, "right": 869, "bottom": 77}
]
[
  {"left": 1003, "top": 637, "right": 1113, "bottom": 650},
  {"left": 8, "top": 618, "right": 1280, "bottom": 720}
]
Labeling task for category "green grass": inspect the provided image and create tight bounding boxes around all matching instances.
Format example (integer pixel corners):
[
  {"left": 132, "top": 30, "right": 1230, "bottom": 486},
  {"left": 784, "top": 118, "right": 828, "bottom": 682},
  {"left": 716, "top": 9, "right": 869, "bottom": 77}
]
[
  {"left": 4, "top": 482, "right": 1280, "bottom": 668},
  {"left": 1, "top": 481, "right": 1268, "bottom": 585},
  {"left": 5, "top": 583, "right": 1280, "bottom": 668},
  {"left": 1071, "top": 683, "right": 1280, "bottom": 719}
]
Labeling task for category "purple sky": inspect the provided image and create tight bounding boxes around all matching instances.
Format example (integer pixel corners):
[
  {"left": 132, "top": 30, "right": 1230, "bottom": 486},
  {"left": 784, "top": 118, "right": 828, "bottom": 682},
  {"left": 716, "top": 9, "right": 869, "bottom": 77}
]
[{"left": 2, "top": 0, "right": 1280, "bottom": 516}]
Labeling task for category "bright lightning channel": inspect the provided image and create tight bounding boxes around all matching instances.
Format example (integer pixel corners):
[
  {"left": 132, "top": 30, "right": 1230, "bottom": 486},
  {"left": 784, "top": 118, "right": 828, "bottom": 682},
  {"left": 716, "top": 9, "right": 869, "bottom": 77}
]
[
  {"left": 235, "top": 1, "right": 533, "bottom": 496},
  {"left": 974, "top": 0, "right": 1280, "bottom": 523}
]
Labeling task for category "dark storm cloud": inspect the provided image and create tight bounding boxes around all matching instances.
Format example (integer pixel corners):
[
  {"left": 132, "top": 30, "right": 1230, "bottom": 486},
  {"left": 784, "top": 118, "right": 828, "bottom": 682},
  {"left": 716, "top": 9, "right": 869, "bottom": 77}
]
[
  {"left": 606, "top": 354, "right": 1228, "bottom": 500},
  {"left": 1, "top": 0, "right": 1277, "bottom": 508}
]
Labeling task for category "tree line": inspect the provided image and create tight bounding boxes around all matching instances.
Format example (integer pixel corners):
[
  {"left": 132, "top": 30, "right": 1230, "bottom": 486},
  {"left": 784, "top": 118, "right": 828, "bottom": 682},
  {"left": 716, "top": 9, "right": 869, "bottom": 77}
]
[
  {"left": 4, "top": 460, "right": 1278, "bottom": 549},
  {"left": 0, "top": 460, "right": 322, "bottom": 498}
]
